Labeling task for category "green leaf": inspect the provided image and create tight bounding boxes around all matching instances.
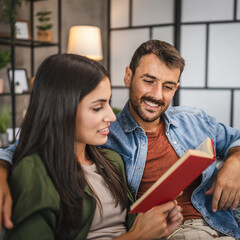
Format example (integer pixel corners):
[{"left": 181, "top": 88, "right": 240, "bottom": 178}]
[
  {"left": 0, "top": 49, "right": 11, "bottom": 69},
  {"left": 0, "top": 106, "right": 11, "bottom": 133},
  {"left": 36, "top": 10, "right": 52, "bottom": 16}
]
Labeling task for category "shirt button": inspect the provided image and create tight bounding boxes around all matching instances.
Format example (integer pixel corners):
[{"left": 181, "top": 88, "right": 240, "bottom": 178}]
[
  {"left": 142, "top": 144, "right": 146, "bottom": 147},
  {"left": 173, "top": 141, "right": 177, "bottom": 145},
  {"left": 137, "top": 166, "right": 141, "bottom": 170}
]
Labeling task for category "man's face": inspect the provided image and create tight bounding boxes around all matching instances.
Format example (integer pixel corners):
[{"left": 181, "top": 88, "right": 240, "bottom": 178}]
[{"left": 124, "top": 54, "right": 180, "bottom": 130}]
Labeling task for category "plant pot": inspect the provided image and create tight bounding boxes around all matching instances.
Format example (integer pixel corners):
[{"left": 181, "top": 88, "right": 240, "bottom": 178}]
[
  {"left": 0, "top": 132, "right": 8, "bottom": 147},
  {"left": 0, "top": 78, "right": 3, "bottom": 93},
  {"left": 37, "top": 30, "right": 53, "bottom": 42}
]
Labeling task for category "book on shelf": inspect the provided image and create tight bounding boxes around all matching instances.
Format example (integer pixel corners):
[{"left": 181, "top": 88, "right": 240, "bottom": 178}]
[{"left": 129, "top": 137, "right": 216, "bottom": 213}]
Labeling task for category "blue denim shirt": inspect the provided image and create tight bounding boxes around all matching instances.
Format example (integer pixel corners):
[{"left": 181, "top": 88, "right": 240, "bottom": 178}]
[
  {"left": 103, "top": 101, "right": 240, "bottom": 239},
  {"left": 1, "top": 101, "right": 240, "bottom": 238}
]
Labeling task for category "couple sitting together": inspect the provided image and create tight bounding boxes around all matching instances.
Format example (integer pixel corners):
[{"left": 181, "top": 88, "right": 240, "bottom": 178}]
[{"left": 0, "top": 39, "right": 239, "bottom": 240}]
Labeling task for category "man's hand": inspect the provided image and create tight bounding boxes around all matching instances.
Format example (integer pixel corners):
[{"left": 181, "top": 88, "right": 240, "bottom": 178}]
[
  {"left": 0, "top": 160, "right": 13, "bottom": 231},
  {"left": 205, "top": 146, "right": 240, "bottom": 212}
]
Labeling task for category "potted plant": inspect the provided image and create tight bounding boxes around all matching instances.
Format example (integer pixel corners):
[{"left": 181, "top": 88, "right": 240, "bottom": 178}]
[
  {"left": 36, "top": 10, "right": 53, "bottom": 42},
  {"left": 0, "top": 0, "right": 27, "bottom": 32},
  {"left": 0, "top": 48, "right": 11, "bottom": 93},
  {"left": 0, "top": 105, "right": 11, "bottom": 147}
]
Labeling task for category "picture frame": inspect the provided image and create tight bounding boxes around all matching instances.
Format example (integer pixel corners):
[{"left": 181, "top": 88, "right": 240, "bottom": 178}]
[
  {"left": 8, "top": 68, "right": 29, "bottom": 92},
  {"left": 15, "top": 20, "right": 31, "bottom": 40}
]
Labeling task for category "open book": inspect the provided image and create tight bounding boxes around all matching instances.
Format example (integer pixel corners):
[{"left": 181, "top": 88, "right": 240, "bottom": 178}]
[{"left": 129, "top": 137, "right": 216, "bottom": 213}]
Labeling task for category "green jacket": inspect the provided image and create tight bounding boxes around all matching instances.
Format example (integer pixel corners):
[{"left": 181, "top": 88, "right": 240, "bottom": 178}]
[{"left": 5, "top": 149, "right": 136, "bottom": 240}]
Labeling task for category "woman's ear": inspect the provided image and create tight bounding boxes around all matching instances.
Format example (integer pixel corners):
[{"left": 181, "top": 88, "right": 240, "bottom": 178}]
[{"left": 124, "top": 66, "right": 132, "bottom": 88}]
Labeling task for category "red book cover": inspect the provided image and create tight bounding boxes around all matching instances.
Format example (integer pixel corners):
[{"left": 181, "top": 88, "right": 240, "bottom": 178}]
[{"left": 129, "top": 137, "right": 216, "bottom": 213}]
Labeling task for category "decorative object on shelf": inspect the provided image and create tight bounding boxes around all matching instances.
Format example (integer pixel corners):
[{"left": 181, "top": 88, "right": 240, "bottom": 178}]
[
  {"left": 15, "top": 81, "right": 23, "bottom": 93},
  {"left": 29, "top": 76, "right": 35, "bottom": 91},
  {"left": 15, "top": 20, "right": 31, "bottom": 40},
  {"left": 0, "top": 0, "right": 28, "bottom": 37},
  {"left": 0, "top": 105, "right": 11, "bottom": 147},
  {"left": 0, "top": 48, "right": 11, "bottom": 93},
  {"left": 36, "top": 10, "right": 53, "bottom": 42},
  {"left": 67, "top": 25, "right": 103, "bottom": 61},
  {"left": 8, "top": 68, "right": 29, "bottom": 92}
]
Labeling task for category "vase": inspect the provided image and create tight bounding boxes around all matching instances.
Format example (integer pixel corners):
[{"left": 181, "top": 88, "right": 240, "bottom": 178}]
[
  {"left": 37, "top": 30, "right": 53, "bottom": 42},
  {"left": 0, "top": 132, "right": 8, "bottom": 147}
]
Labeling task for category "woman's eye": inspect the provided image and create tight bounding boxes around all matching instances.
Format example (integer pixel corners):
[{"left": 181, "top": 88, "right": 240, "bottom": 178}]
[{"left": 93, "top": 107, "right": 102, "bottom": 112}]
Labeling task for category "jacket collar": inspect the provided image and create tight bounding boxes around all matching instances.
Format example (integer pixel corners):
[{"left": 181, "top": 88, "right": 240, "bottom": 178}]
[{"left": 118, "top": 101, "right": 141, "bottom": 133}]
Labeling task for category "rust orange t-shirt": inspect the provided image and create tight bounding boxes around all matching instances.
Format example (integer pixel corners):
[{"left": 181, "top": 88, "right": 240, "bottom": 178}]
[{"left": 137, "top": 119, "right": 202, "bottom": 220}]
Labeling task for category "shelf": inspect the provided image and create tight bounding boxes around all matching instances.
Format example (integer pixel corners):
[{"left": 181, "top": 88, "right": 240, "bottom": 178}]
[
  {"left": 0, "top": 37, "right": 59, "bottom": 47},
  {"left": 0, "top": 92, "right": 31, "bottom": 96},
  {"left": 0, "top": 0, "right": 61, "bottom": 142}
]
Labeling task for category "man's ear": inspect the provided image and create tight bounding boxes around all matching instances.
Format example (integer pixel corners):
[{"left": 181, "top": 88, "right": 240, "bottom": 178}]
[
  {"left": 124, "top": 66, "right": 132, "bottom": 88},
  {"left": 176, "top": 82, "right": 180, "bottom": 91}
]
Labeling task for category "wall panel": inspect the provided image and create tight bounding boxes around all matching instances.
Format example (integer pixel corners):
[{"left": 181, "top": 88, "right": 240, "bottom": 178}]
[
  {"left": 132, "top": 0, "right": 174, "bottom": 26},
  {"left": 182, "top": 0, "right": 234, "bottom": 22},
  {"left": 110, "top": 29, "right": 149, "bottom": 86},
  {"left": 208, "top": 23, "right": 240, "bottom": 88},
  {"left": 110, "top": 0, "right": 129, "bottom": 28},
  {"left": 152, "top": 26, "right": 174, "bottom": 45},
  {"left": 111, "top": 88, "right": 129, "bottom": 109},
  {"left": 180, "top": 89, "right": 231, "bottom": 125},
  {"left": 180, "top": 25, "right": 206, "bottom": 87}
]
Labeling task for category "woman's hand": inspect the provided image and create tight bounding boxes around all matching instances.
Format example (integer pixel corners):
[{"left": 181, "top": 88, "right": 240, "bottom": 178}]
[
  {"left": 116, "top": 200, "right": 182, "bottom": 240},
  {"left": 166, "top": 204, "right": 183, "bottom": 236}
]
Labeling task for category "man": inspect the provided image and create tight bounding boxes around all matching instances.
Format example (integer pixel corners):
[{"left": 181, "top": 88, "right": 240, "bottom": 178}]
[
  {"left": 0, "top": 40, "right": 240, "bottom": 239},
  {"left": 103, "top": 40, "right": 240, "bottom": 239}
]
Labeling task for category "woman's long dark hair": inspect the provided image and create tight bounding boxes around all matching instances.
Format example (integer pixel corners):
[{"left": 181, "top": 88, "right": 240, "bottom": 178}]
[{"left": 12, "top": 54, "right": 128, "bottom": 239}]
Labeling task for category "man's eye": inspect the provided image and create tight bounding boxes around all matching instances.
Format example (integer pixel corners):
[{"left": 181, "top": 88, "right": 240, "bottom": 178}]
[
  {"left": 93, "top": 107, "right": 102, "bottom": 112},
  {"left": 164, "top": 85, "right": 173, "bottom": 90},
  {"left": 144, "top": 80, "right": 153, "bottom": 84}
]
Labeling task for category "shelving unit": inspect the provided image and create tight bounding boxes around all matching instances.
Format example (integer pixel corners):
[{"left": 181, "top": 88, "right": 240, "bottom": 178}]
[{"left": 0, "top": 0, "right": 61, "bottom": 142}]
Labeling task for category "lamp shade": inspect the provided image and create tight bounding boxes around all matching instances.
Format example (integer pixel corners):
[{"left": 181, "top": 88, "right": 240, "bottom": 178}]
[{"left": 67, "top": 25, "right": 103, "bottom": 61}]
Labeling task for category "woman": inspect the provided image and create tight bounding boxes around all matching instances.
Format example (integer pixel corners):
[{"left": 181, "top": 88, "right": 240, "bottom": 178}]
[{"left": 5, "top": 54, "right": 182, "bottom": 240}]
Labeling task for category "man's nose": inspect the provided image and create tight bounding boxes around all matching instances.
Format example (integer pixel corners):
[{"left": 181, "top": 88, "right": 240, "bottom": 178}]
[{"left": 151, "top": 83, "right": 163, "bottom": 100}]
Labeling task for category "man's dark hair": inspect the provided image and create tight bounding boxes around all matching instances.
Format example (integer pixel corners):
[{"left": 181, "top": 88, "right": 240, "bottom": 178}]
[{"left": 129, "top": 40, "right": 185, "bottom": 77}]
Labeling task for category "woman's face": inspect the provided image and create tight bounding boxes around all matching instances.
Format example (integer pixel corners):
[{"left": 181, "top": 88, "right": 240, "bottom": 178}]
[{"left": 75, "top": 77, "right": 116, "bottom": 146}]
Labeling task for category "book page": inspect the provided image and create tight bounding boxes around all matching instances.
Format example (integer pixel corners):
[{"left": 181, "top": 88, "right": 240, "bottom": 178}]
[{"left": 196, "top": 137, "right": 213, "bottom": 157}]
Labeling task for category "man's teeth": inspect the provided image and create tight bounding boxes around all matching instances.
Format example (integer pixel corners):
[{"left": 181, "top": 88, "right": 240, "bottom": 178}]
[
  {"left": 99, "top": 127, "right": 108, "bottom": 132},
  {"left": 144, "top": 100, "right": 158, "bottom": 107}
]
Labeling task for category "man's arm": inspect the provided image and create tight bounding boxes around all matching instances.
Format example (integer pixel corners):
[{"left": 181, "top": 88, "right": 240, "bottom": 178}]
[
  {"left": 206, "top": 146, "right": 240, "bottom": 212},
  {"left": 0, "top": 142, "right": 17, "bottom": 231},
  {"left": 0, "top": 160, "right": 13, "bottom": 230}
]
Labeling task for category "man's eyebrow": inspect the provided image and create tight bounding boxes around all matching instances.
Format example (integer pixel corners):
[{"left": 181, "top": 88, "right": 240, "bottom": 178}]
[
  {"left": 164, "top": 81, "right": 178, "bottom": 86},
  {"left": 140, "top": 73, "right": 178, "bottom": 85},
  {"left": 140, "top": 73, "right": 157, "bottom": 80}
]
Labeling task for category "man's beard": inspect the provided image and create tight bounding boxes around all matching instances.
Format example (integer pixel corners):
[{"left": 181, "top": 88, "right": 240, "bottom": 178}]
[{"left": 130, "top": 95, "right": 167, "bottom": 123}]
